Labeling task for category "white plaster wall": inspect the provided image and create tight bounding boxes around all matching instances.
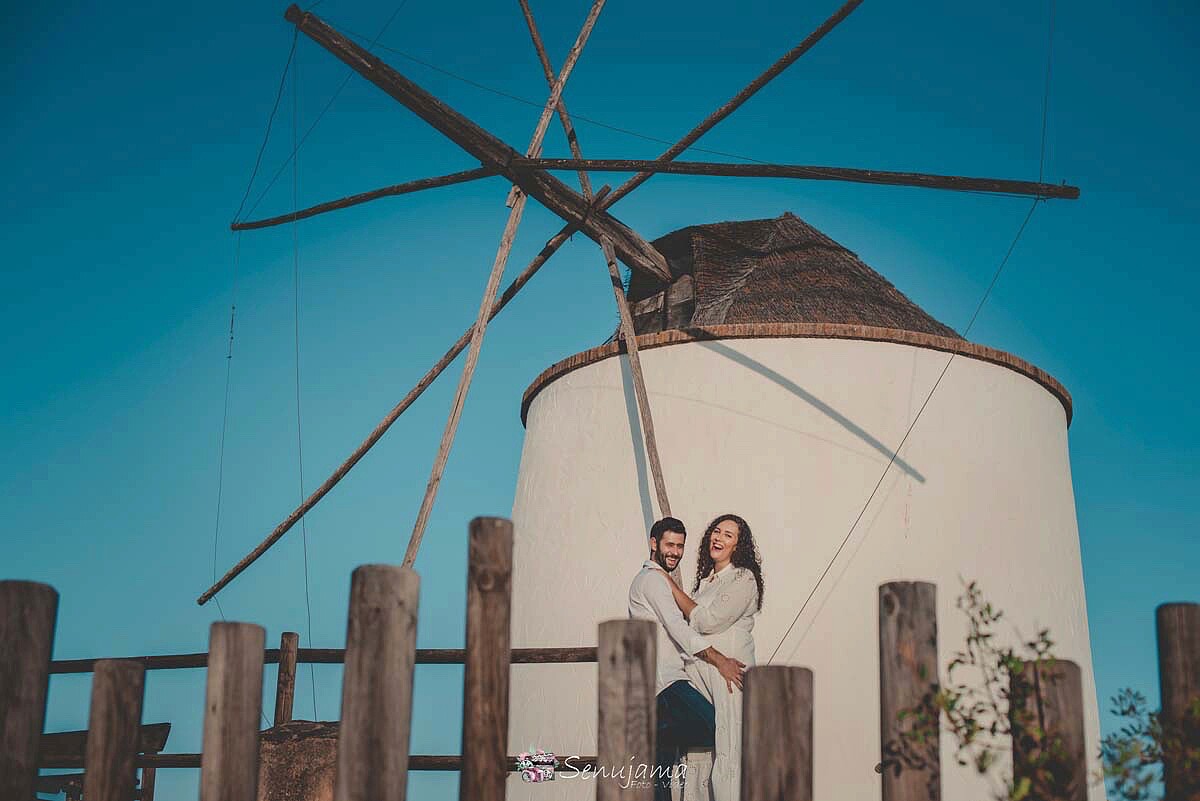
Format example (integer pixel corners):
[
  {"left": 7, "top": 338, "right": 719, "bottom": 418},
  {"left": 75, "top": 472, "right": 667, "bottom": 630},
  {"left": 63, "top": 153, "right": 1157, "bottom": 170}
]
[{"left": 506, "top": 337, "right": 1103, "bottom": 800}]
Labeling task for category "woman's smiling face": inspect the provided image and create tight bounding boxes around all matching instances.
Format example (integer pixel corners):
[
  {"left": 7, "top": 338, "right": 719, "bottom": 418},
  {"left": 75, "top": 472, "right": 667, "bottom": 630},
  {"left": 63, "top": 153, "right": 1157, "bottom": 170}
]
[{"left": 708, "top": 518, "right": 741, "bottom": 567}]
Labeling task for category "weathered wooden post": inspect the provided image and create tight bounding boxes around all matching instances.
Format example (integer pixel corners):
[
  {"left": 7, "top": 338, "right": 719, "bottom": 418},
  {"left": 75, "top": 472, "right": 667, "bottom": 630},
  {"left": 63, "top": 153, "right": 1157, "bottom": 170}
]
[
  {"left": 741, "top": 665, "right": 814, "bottom": 801},
  {"left": 0, "top": 579, "right": 59, "bottom": 801},
  {"left": 1010, "top": 659, "right": 1086, "bottom": 801},
  {"left": 334, "top": 565, "right": 420, "bottom": 801},
  {"left": 83, "top": 660, "right": 146, "bottom": 801},
  {"left": 460, "top": 517, "right": 513, "bottom": 801},
  {"left": 597, "top": 619, "right": 657, "bottom": 801},
  {"left": 274, "top": 631, "right": 300, "bottom": 725},
  {"left": 1157, "top": 602, "right": 1200, "bottom": 801},
  {"left": 200, "top": 621, "right": 266, "bottom": 801},
  {"left": 878, "top": 581, "right": 940, "bottom": 801}
]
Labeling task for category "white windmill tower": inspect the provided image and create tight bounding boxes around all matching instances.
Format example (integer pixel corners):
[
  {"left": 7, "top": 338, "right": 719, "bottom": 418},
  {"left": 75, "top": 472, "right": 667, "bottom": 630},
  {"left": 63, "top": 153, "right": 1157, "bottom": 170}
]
[{"left": 508, "top": 212, "right": 1101, "bottom": 800}]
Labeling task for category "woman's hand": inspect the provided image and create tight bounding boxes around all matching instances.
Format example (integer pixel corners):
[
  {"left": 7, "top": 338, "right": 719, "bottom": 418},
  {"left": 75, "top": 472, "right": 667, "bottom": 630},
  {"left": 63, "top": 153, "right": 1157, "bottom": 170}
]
[{"left": 659, "top": 569, "right": 697, "bottom": 619}]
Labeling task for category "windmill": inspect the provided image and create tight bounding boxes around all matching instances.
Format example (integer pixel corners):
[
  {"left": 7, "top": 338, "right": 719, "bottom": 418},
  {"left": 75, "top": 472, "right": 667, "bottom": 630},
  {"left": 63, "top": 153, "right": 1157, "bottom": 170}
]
[{"left": 200, "top": 0, "right": 1079, "bottom": 608}]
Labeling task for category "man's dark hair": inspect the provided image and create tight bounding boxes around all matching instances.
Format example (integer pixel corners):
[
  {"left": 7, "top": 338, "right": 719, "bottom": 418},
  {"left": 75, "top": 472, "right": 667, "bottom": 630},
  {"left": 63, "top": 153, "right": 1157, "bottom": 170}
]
[{"left": 650, "top": 517, "right": 687, "bottom": 544}]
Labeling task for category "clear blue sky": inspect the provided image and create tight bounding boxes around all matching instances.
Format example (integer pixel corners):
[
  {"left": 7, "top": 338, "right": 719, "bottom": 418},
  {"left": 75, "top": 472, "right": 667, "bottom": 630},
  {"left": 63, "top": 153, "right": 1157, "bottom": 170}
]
[{"left": 3, "top": 0, "right": 1196, "bottom": 798}]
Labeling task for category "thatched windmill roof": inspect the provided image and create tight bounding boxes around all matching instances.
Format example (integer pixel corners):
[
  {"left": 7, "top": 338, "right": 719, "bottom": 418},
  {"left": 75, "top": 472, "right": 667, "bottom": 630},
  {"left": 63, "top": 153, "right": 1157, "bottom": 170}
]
[{"left": 625, "top": 212, "right": 961, "bottom": 339}]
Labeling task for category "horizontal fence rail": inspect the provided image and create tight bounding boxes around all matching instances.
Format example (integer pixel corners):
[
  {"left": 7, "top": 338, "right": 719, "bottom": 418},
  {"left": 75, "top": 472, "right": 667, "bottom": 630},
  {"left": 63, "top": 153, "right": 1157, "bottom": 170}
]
[
  {"left": 40, "top": 753, "right": 601, "bottom": 772},
  {"left": 48, "top": 646, "right": 597, "bottom": 673}
]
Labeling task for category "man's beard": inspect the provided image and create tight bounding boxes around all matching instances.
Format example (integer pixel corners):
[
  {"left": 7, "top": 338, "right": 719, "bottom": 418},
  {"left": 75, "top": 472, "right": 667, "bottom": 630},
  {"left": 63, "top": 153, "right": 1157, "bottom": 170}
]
[{"left": 654, "top": 551, "right": 680, "bottom": 572}]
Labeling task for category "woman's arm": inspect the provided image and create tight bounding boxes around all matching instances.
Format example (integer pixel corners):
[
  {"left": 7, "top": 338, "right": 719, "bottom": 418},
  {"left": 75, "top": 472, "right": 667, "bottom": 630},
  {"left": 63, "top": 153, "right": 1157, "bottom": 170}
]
[
  {"left": 659, "top": 570, "right": 697, "bottom": 619},
  {"left": 690, "top": 569, "right": 757, "bottom": 635}
]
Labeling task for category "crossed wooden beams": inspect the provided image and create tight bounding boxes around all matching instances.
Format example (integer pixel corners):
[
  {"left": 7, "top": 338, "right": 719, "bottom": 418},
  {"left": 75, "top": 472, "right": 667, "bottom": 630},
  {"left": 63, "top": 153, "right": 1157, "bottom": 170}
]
[{"left": 199, "top": 0, "right": 1078, "bottom": 605}]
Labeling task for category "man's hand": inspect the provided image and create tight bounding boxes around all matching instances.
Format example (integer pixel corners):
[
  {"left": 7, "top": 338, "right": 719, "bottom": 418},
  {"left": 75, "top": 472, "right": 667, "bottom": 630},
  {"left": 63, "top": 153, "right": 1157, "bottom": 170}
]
[{"left": 697, "top": 646, "right": 746, "bottom": 693}]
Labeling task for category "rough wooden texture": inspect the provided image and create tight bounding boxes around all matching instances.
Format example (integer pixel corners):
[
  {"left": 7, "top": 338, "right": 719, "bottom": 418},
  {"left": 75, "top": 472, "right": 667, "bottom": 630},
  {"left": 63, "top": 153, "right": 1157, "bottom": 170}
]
[
  {"left": 335, "top": 565, "right": 420, "bottom": 801},
  {"left": 1010, "top": 659, "right": 1087, "bottom": 801},
  {"left": 283, "top": 4, "right": 668, "bottom": 282},
  {"left": 275, "top": 632, "right": 299, "bottom": 725},
  {"left": 83, "top": 660, "right": 146, "bottom": 801},
  {"left": 403, "top": 0, "right": 604, "bottom": 566},
  {"left": 459, "top": 518, "right": 514, "bottom": 801},
  {"left": 0, "top": 579, "right": 59, "bottom": 801},
  {"left": 518, "top": 0, "right": 672, "bottom": 517},
  {"left": 258, "top": 721, "right": 338, "bottom": 801},
  {"left": 596, "top": 619, "right": 657, "bottom": 801},
  {"left": 42, "top": 749, "right": 602, "bottom": 772},
  {"left": 232, "top": 167, "right": 495, "bottom": 230},
  {"left": 200, "top": 622, "right": 266, "bottom": 801},
  {"left": 741, "top": 665, "right": 814, "bottom": 801},
  {"left": 878, "top": 582, "right": 940, "bottom": 801},
  {"left": 141, "top": 765, "right": 157, "bottom": 801},
  {"left": 510, "top": 158, "right": 1080, "bottom": 200},
  {"left": 521, "top": 323, "right": 1074, "bottom": 425},
  {"left": 1157, "top": 603, "right": 1200, "bottom": 801},
  {"left": 199, "top": 0, "right": 863, "bottom": 606},
  {"left": 40, "top": 722, "right": 172, "bottom": 761}
]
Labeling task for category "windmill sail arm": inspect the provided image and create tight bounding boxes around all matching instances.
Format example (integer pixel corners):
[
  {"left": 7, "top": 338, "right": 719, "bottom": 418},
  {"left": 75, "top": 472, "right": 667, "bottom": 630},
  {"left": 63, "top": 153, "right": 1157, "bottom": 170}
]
[{"left": 283, "top": 5, "right": 671, "bottom": 282}]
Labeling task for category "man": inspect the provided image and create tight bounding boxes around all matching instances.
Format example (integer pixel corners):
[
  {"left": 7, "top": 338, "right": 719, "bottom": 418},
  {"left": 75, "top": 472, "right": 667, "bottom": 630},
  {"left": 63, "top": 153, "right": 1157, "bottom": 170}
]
[{"left": 628, "top": 517, "right": 745, "bottom": 801}]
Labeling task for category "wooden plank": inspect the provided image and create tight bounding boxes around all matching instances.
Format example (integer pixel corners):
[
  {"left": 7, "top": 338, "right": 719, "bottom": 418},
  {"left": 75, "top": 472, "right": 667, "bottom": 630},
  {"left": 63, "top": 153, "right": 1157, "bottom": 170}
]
[
  {"left": 283, "top": 5, "right": 669, "bottom": 283},
  {"left": 40, "top": 722, "right": 172, "bottom": 760},
  {"left": 460, "top": 518, "right": 514, "bottom": 801},
  {"left": 83, "top": 660, "right": 146, "bottom": 801},
  {"left": 509, "top": 158, "right": 1080, "bottom": 200},
  {"left": 232, "top": 167, "right": 496, "bottom": 230},
  {"left": 335, "top": 565, "right": 420, "bottom": 801},
  {"left": 401, "top": 0, "right": 607, "bottom": 567},
  {"left": 141, "top": 766, "right": 157, "bottom": 801},
  {"left": 596, "top": 619, "right": 657, "bottom": 801},
  {"left": 199, "top": 622, "right": 266, "bottom": 801},
  {"left": 274, "top": 632, "right": 299, "bottom": 725},
  {"left": 0, "top": 580, "right": 59, "bottom": 801},
  {"left": 741, "top": 665, "right": 814, "bottom": 801},
  {"left": 51, "top": 646, "right": 597, "bottom": 673},
  {"left": 519, "top": 0, "right": 672, "bottom": 517},
  {"left": 41, "top": 752, "right": 602, "bottom": 771},
  {"left": 1156, "top": 602, "right": 1200, "bottom": 800},
  {"left": 1010, "top": 659, "right": 1086, "bottom": 801},
  {"left": 878, "top": 581, "right": 940, "bottom": 801},
  {"left": 197, "top": 0, "right": 865, "bottom": 607}
]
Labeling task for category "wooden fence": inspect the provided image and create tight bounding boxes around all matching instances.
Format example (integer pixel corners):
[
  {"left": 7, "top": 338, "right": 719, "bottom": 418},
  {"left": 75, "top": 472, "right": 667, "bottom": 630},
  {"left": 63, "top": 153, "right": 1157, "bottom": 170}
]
[{"left": 2, "top": 517, "right": 1197, "bottom": 801}]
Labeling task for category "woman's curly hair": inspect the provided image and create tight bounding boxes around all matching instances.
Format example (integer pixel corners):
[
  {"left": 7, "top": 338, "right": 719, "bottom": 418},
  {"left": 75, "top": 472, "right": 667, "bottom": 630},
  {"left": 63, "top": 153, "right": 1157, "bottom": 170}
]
[{"left": 693, "top": 513, "right": 764, "bottom": 611}]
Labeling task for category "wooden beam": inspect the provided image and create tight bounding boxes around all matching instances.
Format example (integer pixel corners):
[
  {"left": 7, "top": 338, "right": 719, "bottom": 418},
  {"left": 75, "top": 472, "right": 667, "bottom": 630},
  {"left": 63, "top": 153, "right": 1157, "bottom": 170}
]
[
  {"left": 0, "top": 580, "right": 59, "bottom": 801},
  {"left": 273, "top": 632, "right": 299, "bottom": 725},
  {"left": 335, "top": 565, "right": 420, "bottom": 801},
  {"left": 83, "top": 660, "right": 146, "bottom": 801},
  {"left": 512, "top": 158, "right": 1080, "bottom": 200},
  {"left": 459, "top": 518, "right": 514, "bottom": 801},
  {"left": 742, "top": 666, "right": 814, "bottom": 801},
  {"left": 596, "top": 620, "right": 657, "bottom": 801},
  {"left": 198, "top": 0, "right": 863, "bottom": 606},
  {"left": 1156, "top": 603, "right": 1200, "bottom": 801},
  {"left": 41, "top": 752, "right": 603, "bottom": 772},
  {"left": 40, "top": 722, "right": 172, "bottom": 761},
  {"left": 199, "top": 622, "right": 265, "bottom": 801},
  {"left": 878, "top": 582, "right": 941, "bottom": 801},
  {"left": 1010, "top": 660, "right": 1087, "bottom": 801},
  {"left": 402, "top": 0, "right": 606, "bottom": 567},
  {"left": 231, "top": 167, "right": 496, "bottom": 231},
  {"left": 520, "top": 0, "right": 672, "bottom": 518},
  {"left": 283, "top": 4, "right": 669, "bottom": 282}
]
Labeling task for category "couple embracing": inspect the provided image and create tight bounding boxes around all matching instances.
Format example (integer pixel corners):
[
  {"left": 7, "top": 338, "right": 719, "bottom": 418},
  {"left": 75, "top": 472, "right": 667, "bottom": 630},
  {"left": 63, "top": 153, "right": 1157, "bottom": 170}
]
[{"left": 627, "top": 514, "right": 765, "bottom": 801}]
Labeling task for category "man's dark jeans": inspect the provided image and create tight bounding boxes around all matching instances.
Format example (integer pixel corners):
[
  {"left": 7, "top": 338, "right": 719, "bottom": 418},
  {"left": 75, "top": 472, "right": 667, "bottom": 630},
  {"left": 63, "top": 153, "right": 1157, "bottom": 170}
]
[{"left": 655, "top": 679, "right": 716, "bottom": 801}]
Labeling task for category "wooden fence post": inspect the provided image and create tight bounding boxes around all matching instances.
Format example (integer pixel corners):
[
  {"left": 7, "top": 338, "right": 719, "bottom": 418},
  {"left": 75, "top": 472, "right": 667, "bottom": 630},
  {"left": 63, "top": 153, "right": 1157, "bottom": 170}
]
[
  {"left": 596, "top": 619, "right": 657, "bottom": 801},
  {"left": 878, "top": 581, "right": 940, "bottom": 801},
  {"left": 83, "top": 660, "right": 146, "bottom": 801},
  {"left": 199, "top": 622, "right": 266, "bottom": 801},
  {"left": 741, "top": 665, "right": 814, "bottom": 801},
  {"left": 1010, "top": 659, "right": 1086, "bottom": 801},
  {"left": 334, "top": 565, "right": 420, "bottom": 801},
  {"left": 0, "top": 580, "right": 59, "bottom": 801},
  {"left": 460, "top": 517, "right": 513, "bottom": 801},
  {"left": 274, "top": 631, "right": 300, "bottom": 725},
  {"left": 1157, "top": 602, "right": 1200, "bottom": 801}
]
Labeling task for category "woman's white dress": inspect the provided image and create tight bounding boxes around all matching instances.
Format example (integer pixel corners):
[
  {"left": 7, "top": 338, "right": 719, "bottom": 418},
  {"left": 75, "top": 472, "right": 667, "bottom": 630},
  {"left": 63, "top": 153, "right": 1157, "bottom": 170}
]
[{"left": 681, "top": 565, "right": 758, "bottom": 801}]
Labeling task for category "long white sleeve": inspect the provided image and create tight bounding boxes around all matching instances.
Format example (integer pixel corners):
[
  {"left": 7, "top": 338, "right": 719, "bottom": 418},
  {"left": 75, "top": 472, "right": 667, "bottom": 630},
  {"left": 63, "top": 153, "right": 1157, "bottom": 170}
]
[{"left": 640, "top": 571, "right": 711, "bottom": 658}]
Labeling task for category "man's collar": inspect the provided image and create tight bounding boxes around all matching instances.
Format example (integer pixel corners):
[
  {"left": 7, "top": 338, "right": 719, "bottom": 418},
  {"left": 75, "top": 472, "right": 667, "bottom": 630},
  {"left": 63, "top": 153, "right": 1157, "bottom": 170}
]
[{"left": 642, "top": 559, "right": 664, "bottom": 572}]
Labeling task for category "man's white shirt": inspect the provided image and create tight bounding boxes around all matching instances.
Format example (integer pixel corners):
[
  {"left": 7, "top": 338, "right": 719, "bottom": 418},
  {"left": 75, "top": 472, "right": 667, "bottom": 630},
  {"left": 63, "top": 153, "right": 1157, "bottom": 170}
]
[{"left": 628, "top": 559, "right": 710, "bottom": 695}]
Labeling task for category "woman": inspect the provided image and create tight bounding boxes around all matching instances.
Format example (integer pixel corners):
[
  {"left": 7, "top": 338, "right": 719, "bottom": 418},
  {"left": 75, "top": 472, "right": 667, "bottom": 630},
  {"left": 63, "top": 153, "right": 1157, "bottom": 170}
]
[{"left": 660, "top": 514, "right": 764, "bottom": 801}]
